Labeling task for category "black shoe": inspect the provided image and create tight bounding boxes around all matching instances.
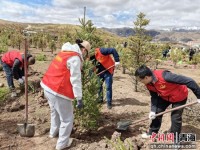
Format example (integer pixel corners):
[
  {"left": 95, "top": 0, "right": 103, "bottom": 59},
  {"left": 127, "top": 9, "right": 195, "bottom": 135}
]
[
  {"left": 97, "top": 100, "right": 103, "bottom": 103},
  {"left": 107, "top": 105, "right": 112, "bottom": 109}
]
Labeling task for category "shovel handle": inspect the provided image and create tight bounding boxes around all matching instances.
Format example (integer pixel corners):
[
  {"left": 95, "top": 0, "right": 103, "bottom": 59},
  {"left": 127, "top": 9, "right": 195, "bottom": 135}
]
[
  {"left": 155, "top": 101, "right": 198, "bottom": 117},
  {"left": 132, "top": 101, "right": 198, "bottom": 125},
  {"left": 97, "top": 65, "right": 115, "bottom": 76},
  {"left": 24, "top": 38, "right": 28, "bottom": 123},
  {"left": 131, "top": 117, "right": 150, "bottom": 125}
]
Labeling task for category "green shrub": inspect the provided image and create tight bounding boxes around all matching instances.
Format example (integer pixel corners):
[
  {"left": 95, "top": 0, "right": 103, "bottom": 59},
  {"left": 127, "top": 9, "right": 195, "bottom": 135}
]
[
  {"left": 191, "top": 53, "right": 200, "bottom": 65},
  {"left": 74, "top": 60, "right": 101, "bottom": 130},
  {"left": 106, "top": 137, "right": 133, "bottom": 150},
  {"left": 0, "top": 87, "right": 9, "bottom": 103},
  {"left": 170, "top": 48, "right": 183, "bottom": 68},
  {"left": 36, "top": 54, "right": 47, "bottom": 61},
  {"left": 74, "top": 16, "right": 103, "bottom": 131}
]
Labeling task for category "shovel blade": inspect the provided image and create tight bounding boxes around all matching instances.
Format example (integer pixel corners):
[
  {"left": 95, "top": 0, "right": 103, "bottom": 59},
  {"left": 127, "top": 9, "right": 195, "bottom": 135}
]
[
  {"left": 17, "top": 123, "right": 35, "bottom": 137},
  {"left": 116, "top": 120, "right": 132, "bottom": 131}
]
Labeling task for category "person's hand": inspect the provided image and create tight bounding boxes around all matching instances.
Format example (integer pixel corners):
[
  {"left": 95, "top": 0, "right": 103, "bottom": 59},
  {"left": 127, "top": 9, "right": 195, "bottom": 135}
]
[
  {"left": 115, "top": 62, "right": 120, "bottom": 66},
  {"left": 18, "top": 78, "right": 24, "bottom": 84},
  {"left": 22, "top": 76, "right": 25, "bottom": 81},
  {"left": 149, "top": 112, "right": 156, "bottom": 120},
  {"left": 76, "top": 99, "right": 83, "bottom": 109}
]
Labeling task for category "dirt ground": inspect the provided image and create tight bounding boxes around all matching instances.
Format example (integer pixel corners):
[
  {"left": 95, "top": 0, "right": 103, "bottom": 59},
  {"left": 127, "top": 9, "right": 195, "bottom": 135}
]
[{"left": 0, "top": 50, "right": 200, "bottom": 150}]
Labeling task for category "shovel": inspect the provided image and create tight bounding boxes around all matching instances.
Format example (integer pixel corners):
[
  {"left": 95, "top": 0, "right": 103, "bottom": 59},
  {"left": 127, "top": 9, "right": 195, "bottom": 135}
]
[
  {"left": 97, "top": 65, "right": 115, "bottom": 76},
  {"left": 116, "top": 101, "right": 198, "bottom": 131},
  {"left": 17, "top": 38, "right": 35, "bottom": 137}
]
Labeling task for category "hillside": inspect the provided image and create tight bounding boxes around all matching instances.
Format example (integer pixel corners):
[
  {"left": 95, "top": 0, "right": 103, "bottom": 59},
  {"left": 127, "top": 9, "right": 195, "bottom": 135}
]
[
  {"left": 101, "top": 27, "right": 160, "bottom": 37},
  {"left": 101, "top": 27, "right": 200, "bottom": 43},
  {"left": 0, "top": 19, "right": 124, "bottom": 44},
  {"left": 1, "top": 18, "right": 200, "bottom": 44},
  {"left": 0, "top": 19, "right": 20, "bottom": 24}
]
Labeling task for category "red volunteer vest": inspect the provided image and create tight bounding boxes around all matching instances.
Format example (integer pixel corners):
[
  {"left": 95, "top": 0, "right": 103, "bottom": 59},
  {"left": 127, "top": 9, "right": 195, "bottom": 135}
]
[
  {"left": 95, "top": 48, "right": 115, "bottom": 74},
  {"left": 2, "top": 50, "right": 23, "bottom": 67},
  {"left": 42, "top": 51, "right": 80, "bottom": 99},
  {"left": 146, "top": 70, "right": 188, "bottom": 102}
]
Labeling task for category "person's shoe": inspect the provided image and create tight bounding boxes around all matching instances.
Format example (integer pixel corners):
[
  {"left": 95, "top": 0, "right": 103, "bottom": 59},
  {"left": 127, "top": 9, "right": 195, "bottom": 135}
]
[
  {"left": 11, "top": 92, "right": 17, "bottom": 98},
  {"left": 56, "top": 138, "right": 73, "bottom": 150},
  {"left": 97, "top": 100, "right": 103, "bottom": 103},
  {"left": 141, "top": 132, "right": 151, "bottom": 139},
  {"left": 107, "top": 105, "right": 112, "bottom": 109},
  {"left": 49, "top": 132, "right": 59, "bottom": 138},
  {"left": 49, "top": 135, "right": 54, "bottom": 138},
  {"left": 49, "top": 134, "right": 57, "bottom": 138}
]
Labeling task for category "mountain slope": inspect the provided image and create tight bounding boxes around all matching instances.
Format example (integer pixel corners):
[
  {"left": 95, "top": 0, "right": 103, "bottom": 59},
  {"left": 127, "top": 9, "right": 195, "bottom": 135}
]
[{"left": 101, "top": 27, "right": 200, "bottom": 42}]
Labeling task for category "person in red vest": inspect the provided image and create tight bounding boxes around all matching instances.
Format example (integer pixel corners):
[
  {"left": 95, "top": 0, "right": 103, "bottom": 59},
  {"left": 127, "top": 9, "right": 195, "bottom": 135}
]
[
  {"left": 90, "top": 47, "right": 120, "bottom": 109},
  {"left": 135, "top": 65, "right": 200, "bottom": 141},
  {"left": 0, "top": 50, "right": 35, "bottom": 97},
  {"left": 40, "top": 39, "right": 91, "bottom": 150}
]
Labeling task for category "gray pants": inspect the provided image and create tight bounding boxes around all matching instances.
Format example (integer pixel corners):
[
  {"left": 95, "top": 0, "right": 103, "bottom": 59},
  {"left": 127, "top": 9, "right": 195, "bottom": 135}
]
[{"left": 44, "top": 90, "right": 74, "bottom": 149}]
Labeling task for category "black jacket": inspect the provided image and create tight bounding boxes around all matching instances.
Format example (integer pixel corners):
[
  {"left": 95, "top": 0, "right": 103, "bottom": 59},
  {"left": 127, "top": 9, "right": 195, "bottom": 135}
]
[
  {"left": 150, "top": 70, "right": 200, "bottom": 112},
  {"left": 12, "top": 54, "right": 32, "bottom": 80}
]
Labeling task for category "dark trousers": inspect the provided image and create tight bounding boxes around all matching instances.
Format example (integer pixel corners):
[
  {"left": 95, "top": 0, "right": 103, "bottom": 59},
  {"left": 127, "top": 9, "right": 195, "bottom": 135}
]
[
  {"left": 0, "top": 60, "right": 15, "bottom": 90},
  {"left": 149, "top": 98, "right": 187, "bottom": 136},
  {"left": 189, "top": 56, "right": 193, "bottom": 61},
  {"left": 98, "top": 71, "right": 113, "bottom": 106}
]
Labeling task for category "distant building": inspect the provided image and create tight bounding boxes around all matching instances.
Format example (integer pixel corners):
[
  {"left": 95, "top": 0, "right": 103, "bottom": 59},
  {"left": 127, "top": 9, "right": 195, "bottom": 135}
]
[
  {"left": 22, "top": 30, "right": 37, "bottom": 36},
  {"left": 186, "top": 40, "right": 200, "bottom": 48}
]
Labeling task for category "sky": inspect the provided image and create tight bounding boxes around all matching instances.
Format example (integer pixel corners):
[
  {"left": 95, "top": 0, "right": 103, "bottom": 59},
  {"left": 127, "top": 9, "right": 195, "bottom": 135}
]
[{"left": 1, "top": 0, "right": 200, "bottom": 29}]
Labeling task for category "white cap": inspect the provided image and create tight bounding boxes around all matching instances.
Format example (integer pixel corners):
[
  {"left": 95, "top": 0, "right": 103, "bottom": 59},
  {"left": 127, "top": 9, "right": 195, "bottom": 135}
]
[{"left": 80, "top": 40, "right": 91, "bottom": 51}]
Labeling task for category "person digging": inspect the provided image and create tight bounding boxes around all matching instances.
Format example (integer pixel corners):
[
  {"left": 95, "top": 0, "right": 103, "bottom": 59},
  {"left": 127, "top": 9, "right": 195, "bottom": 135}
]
[
  {"left": 0, "top": 50, "right": 35, "bottom": 97},
  {"left": 90, "top": 47, "right": 120, "bottom": 109},
  {"left": 134, "top": 65, "right": 200, "bottom": 142}
]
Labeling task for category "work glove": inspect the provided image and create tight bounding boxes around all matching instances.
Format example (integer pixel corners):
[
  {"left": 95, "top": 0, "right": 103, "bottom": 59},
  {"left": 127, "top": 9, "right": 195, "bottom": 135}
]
[
  {"left": 22, "top": 76, "right": 25, "bottom": 81},
  {"left": 115, "top": 62, "right": 120, "bottom": 66},
  {"left": 18, "top": 78, "right": 24, "bottom": 84},
  {"left": 149, "top": 112, "right": 156, "bottom": 120},
  {"left": 76, "top": 99, "right": 83, "bottom": 109}
]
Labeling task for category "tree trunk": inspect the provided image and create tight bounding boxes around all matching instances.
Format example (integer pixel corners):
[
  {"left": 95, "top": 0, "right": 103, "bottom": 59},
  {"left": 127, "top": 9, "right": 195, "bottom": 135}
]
[
  {"left": 135, "top": 78, "right": 138, "bottom": 92},
  {"left": 155, "top": 61, "right": 158, "bottom": 69},
  {"left": 174, "top": 62, "right": 177, "bottom": 68},
  {"left": 122, "top": 66, "right": 126, "bottom": 74}
]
